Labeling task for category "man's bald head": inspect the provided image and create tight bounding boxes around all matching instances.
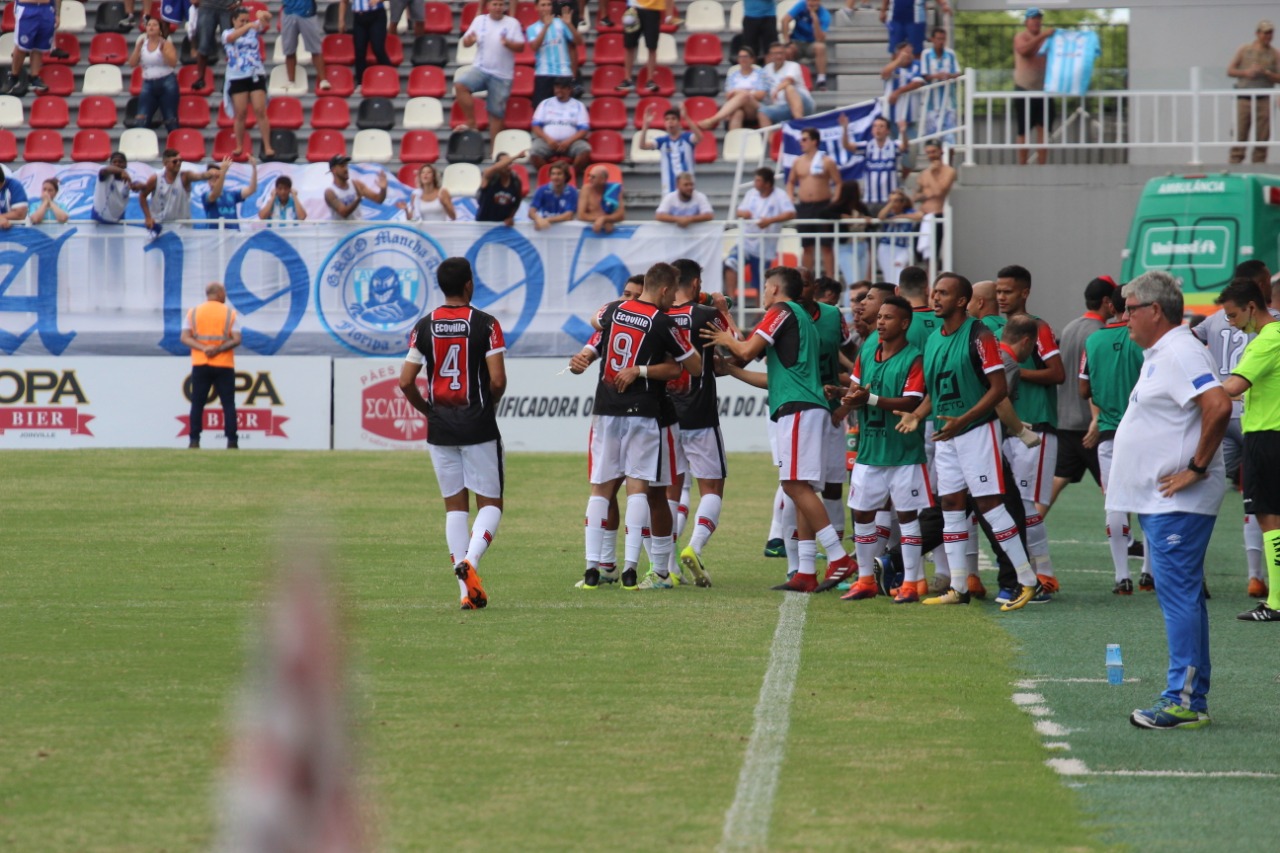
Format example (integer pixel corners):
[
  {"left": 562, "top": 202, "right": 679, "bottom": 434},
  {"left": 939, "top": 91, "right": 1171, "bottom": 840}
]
[{"left": 969, "top": 280, "right": 997, "bottom": 318}]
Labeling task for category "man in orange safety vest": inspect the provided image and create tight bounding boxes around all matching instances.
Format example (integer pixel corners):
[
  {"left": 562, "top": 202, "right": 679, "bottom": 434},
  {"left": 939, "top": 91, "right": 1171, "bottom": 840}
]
[{"left": 180, "top": 282, "right": 242, "bottom": 449}]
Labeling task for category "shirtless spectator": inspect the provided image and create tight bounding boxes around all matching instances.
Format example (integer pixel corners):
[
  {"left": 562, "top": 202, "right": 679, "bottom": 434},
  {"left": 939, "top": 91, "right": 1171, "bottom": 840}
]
[
  {"left": 785, "top": 127, "right": 841, "bottom": 278},
  {"left": 1013, "top": 8, "right": 1055, "bottom": 164},
  {"left": 577, "top": 164, "right": 626, "bottom": 233},
  {"left": 913, "top": 140, "right": 955, "bottom": 262}
]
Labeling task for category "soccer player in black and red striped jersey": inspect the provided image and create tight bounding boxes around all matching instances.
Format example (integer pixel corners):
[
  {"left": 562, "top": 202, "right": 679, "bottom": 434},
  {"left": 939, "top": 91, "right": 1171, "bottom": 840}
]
[{"left": 399, "top": 257, "right": 507, "bottom": 611}]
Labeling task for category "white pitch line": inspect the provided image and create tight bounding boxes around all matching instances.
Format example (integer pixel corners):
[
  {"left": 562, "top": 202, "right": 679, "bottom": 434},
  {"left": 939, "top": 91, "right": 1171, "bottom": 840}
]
[
  {"left": 1047, "top": 759, "right": 1279, "bottom": 779},
  {"left": 718, "top": 592, "right": 810, "bottom": 853},
  {"left": 1011, "top": 692, "right": 1047, "bottom": 706},
  {"left": 1014, "top": 677, "right": 1141, "bottom": 687}
]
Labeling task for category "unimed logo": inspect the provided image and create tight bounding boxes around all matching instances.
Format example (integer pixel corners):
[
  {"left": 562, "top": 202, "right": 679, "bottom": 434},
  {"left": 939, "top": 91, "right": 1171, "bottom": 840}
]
[
  {"left": 0, "top": 369, "right": 95, "bottom": 436},
  {"left": 175, "top": 371, "right": 290, "bottom": 438}
]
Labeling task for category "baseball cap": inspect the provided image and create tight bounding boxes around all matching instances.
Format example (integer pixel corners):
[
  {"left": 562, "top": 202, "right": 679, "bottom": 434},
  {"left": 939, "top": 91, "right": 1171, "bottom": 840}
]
[
  {"left": 1024, "top": 7, "right": 1043, "bottom": 19},
  {"left": 1085, "top": 276, "right": 1117, "bottom": 303},
  {"left": 1260, "top": 20, "right": 1275, "bottom": 32},
  {"left": 328, "top": 154, "right": 352, "bottom": 168}
]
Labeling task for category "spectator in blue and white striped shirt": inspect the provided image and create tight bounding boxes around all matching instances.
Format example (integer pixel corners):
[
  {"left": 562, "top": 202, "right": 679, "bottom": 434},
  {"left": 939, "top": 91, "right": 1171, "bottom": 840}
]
[
  {"left": 881, "top": 41, "right": 925, "bottom": 138},
  {"left": 841, "top": 114, "right": 905, "bottom": 208},
  {"left": 527, "top": 0, "right": 580, "bottom": 106},
  {"left": 919, "top": 28, "right": 961, "bottom": 145},
  {"left": 640, "top": 104, "right": 705, "bottom": 196}
]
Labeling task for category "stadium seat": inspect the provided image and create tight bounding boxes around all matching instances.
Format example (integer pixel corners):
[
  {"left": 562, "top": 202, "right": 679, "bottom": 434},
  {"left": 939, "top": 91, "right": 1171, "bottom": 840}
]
[
  {"left": 588, "top": 96, "right": 626, "bottom": 130},
  {"left": 356, "top": 97, "right": 396, "bottom": 130},
  {"left": 310, "top": 96, "right": 351, "bottom": 129},
  {"left": 683, "top": 96, "right": 717, "bottom": 127},
  {"left": 178, "top": 95, "right": 210, "bottom": 128},
  {"left": 411, "top": 34, "right": 448, "bottom": 66},
  {"left": 727, "top": 0, "right": 744, "bottom": 32},
  {"left": 1, "top": 4, "right": 13, "bottom": 34},
  {"left": 695, "top": 130, "right": 717, "bottom": 163},
  {"left": 89, "top": 32, "right": 127, "bottom": 65},
  {"left": 0, "top": 32, "right": 12, "bottom": 63},
  {"left": 589, "top": 130, "right": 624, "bottom": 164},
  {"left": 408, "top": 65, "right": 446, "bottom": 96},
  {"left": 72, "top": 130, "right": 113, "bottom": 162},
  {"left": 119, "top": 127, "right": 160, "bottom": 161},
  {"left": 633, "top": 96, "right": 671, "bottom": 129},
  {"left": 306, "top": 129, "right": 347, "bottom": 163},
  {"left": 268, "top": 64, "right": 308, "bottom": 95},
  {"left": 403, "top": 96, "right": 444, "bottom": 130},
  {"left": 769, "top": 127, "right": 782, "bottom": 159},
  {"left": 58, "top": 0, "right": 87, "bottom": 32},
  {"left": 510, "top": 160, "right": 530, "bottom": 191},
  {"left": 166, "top": 128, "right": 207, "bottom": 162},
  {"left": 492, "top": 129, "right": 531, "bottom": 161},
  {"left": 683, "top": 65, "right": 720, "bottom": 97},
  {"left": 590, "top": 66, "right": 627, "bottom": 97},
  {"left": 368, "top": 36, "right": 404, "bottom": 66},
  {"left": 272, "top": 32, "right": 312, "bottom": 66},
  {"left": 684, "top": 33, "right": 724, "bottom": 66},
  {"left": 0, "top": 129, "right": 18, "bottom": 162},
  {"left": 511, "top": 65, "right": 533, "bottom": 98},
  {"left": 46, "top": 33, "right": 81, "bottom": 65},
  {"left": 267, "top": 96, "right": 303, "bottom": 130},
  {"left": 30, "top": 96, "right": 69, "bottom": 129},
  {"left": 0, "top": 95, "right": 22, "bottom": 128},
  {"left": 323, "top": 2, "right": 341, "bottom": 33},
  {"left": 352, "top": 129, "right": 393, "bottom": 163},
  {"left": 446, "top": 129, "right": 486, "bottom": 164},
  {"left": 361, "top": 66, "right": 399, "bottom": 97},
  {"left": 36, "top": 65, "right": 73, "bottom": 95},
  {"left": 179, "top": 65, "right": 215, "bottom": 95},
  {"left": 212, "top": 129, "right": 251, "bottom": 160},
  {"left": 82, "top": 64, "right": 124, "bottom": 95},
  {"left": 400, "top": 130, "right": 440, "bottom": 163},
  {"left": 637, "top": 66, "right": 675, "bottom": 97},
  {"left": 423, "top": 2, "right": 452, "bottom": 34},
  {"left": 454, "top": 38, "right": 476, "bottom": 66},
  {"left": 685, "top": 0, "right": 726, "bottom": 33},
  {"left": 77, "top": 95, "right": 118, "bottom": 129},
  {"left": 217, "top": 97, "right": 259, "bottom": 127},
  {"left": 316, "top": 65, "right": 354, "bottom": 96},
  {"left": 441, "top": 162, "right": 481, "bottom": 197},
  {"left": 593, "top": 34, "right": 626, "bottom": 66},
  {"left": 514, "top": 2, "right": 538, "bottom": 28},
  {"left": 596, "top": 0, "right": 625, "bottom": 32},
  {"left": 502, "top": 96, "right": 532, "bottom": 130},
  {"left": 459, "top": 2, "right": 479, "bottom": 31},
  {"left": 629, "top": 130, "right": 661, "bottom": 163},
  {"left": 130, "top": 65, "right": 143, "bottom": 95},
  {"left": 449, "top": 99, "right": 488, "bottom": 130},
  {"left": 322, "top": 34, "right": 355, "bottom": 65},
  {"left": 134, "top": 0, "right": 160, "bottom": 32},
  {"left": 268, "top": 129, "right": 300, "bottom": 162},
  {"left": 177, "top": 34, "right": 197, "bottom": 65},
  {"left": 451, "top": 64, "right": 473, "bottom": 95},
  {"left": 397, "top": 163, "right": 424, "bottom": 185},
  {"left": 241, "top": 1, "right": 269, "bottom": 22},
  {"left": 94, "top": 1, "right": 127, "bottom": 33},
  {"left": 636, "top": 33, "right": 677, "bottom": 66},
  {"left": 723, "top": 127, "right": 764, "bottom": 161}
]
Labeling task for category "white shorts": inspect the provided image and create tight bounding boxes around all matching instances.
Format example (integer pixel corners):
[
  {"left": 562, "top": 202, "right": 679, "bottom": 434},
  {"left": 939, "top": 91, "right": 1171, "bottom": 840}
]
[
  {"left": 775, "top": 407, "right": 828, "bottom": 485},
  {"left": 429, "top": 439, "right": 504, "bottom": 499},
  {"left": 679, "top": 426, "right": 728, "bottom": 480},
  {"left": 849, "top": 462, "right": 935, "bottom": 513},
  {"left": 933, "top": 420, "right": 1006, "bottom": 499},
  {"left": 1098, "top": 438, "right": 1115, "bottom": 493},
  {"left": 822, "top": 415, "right": 847, "bottom": 485},
  {"left": 588, "top": 414, "right": 676, "bottom": 486},
  {"left": 1003, "top": 430, "right": 1059, "bottom": 505}
]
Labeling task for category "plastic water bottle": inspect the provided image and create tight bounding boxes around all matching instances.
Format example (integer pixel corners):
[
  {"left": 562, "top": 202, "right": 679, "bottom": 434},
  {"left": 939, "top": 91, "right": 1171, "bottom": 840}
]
[{"left": 1106, "top": 644, "right": 1123, "bottom": 685}]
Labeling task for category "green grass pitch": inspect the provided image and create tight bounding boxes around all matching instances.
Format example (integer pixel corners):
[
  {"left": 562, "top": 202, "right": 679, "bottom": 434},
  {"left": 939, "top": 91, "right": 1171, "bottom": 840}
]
[{"left": 1, "top": 450, "right": 1274, "bottom": 851}]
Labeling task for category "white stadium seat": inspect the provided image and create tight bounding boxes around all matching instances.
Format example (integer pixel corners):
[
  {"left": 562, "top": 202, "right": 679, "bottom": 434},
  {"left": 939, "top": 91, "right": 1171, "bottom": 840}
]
[
  {"left": 686, "top": 0, "right": 726, "bottom": 33},
  {"left": 403, "top": 97, "right": 444, "bottom": 130},
  {"left": 441, "top": 162, "right": 482, "bottom": 197},
  {"left": 0, "top": 95, "right": 23, "bottom": 128},
  {"left": 630, "top": 130, "right": 662, "bottom": 164},
  {"left": 59, "top": 0, "right": 87, "bottom": 33},
  {"left": 268, "top": 64, "right": 308, "bottom": 95},
  {"left": 119, "top": 128, "right": 160, "bottom": 161},
  {"left": 82, "top": 64, "right": 123, "bottom": 95},
  {"left": 492, "top": 129, "right": 531, "bottom": 161},
  {"left": 351, "top": 129, "right": 393, "bottom": 163}
]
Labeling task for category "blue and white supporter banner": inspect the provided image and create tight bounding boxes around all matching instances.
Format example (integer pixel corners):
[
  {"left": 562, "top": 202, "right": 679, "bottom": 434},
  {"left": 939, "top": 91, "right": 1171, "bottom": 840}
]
[
  {"left": 0, "top": 162, "right": 723, "bottom": 358},
  {"left": 776, "top": 101, "right": 883, "bottom": 184}
]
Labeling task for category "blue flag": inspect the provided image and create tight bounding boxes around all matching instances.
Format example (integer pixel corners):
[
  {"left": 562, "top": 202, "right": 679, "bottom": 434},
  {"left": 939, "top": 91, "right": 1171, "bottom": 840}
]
[{"left": 777, "top": 101, "right": 883, "bottom": 185}]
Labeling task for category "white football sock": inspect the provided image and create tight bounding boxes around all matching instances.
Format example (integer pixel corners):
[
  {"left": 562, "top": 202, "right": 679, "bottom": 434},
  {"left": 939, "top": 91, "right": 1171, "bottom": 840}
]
[
  {"left": 1106, "top": 512, "right": 1130, "bottom": 582},
  {"left": 942, "top": 510, "right": 969, "bottom": 593},
  {"left": 689, "top": 494, "right": 721, "bottom": 555},
  {"left": 900, "top": 518, "right": 923, "bottom": 583},
  {"left": 584, "top": 496, "right": 609, "bottom": 568},
  {"left": 983, "top": 503, "right": 1035, "bottom": 586},
  {"left": 624, "top": 494, "right": 647, "bottom": 569},
  {"left": 464, "top": 505, "right": 501, "bottom": 568},
  {"left": 853, "top": 522, "right": 877, "bottom": 579}
]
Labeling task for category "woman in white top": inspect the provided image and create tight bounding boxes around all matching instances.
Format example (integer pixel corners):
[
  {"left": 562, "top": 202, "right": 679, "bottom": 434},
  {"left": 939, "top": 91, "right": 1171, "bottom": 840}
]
[
  {"left": 222, "top": 7, "right": 275, "bottom": 160},
  {"left": 128, "top": 17, "right": 179, "bottom": 132},
  {"left": 397, "top": 164, "right": 456, "bottom": 222},
  {"left": 698, "top": 47, "right": 768, "bottom": 130},
  {"left": 29, "top": 178, "right": 69, "bottom": 225}
]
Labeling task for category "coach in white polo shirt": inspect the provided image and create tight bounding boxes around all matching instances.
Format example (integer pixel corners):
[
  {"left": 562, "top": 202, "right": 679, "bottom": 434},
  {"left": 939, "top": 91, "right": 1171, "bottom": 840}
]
[
  {"left": 724, "top": 166, "right": 795, "bottom": 298},
  {"left": 455, "top": 0, "right": 525, "bottom": 153},
  {"left": 1107, "top": 270, "right": 1231, "bottom": 731},
  {"left": 655, "top": 173, "right": 715, "bottom": 228},
  {"left": 528, "top": 77, "right": 591, "bottom": 178}
]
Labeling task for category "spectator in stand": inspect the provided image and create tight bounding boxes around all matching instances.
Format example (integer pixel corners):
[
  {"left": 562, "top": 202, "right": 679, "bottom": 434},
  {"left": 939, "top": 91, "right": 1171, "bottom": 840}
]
[
  {"left": 882, "top": 41, "right": 924, "bottom": 141},
  {"left": 4, "top": 0, "right": 59, "bottom": 96},
  {"left": 397, "top": 164, "right": 456, "bottom": 221},
  {"left": 339, "top": 0, "right": 393, "bottom": 88},
  {"left": 913, "top": 140, "right": 954, "bottom": 261},
  {"left": 697, "top": 48, "right": 768, "bottom": 130},
  {"left": 156, "top": 0, "right": 188, "bottom": 37},
  {"left": 29, "top": 178, "right": 67, "bottom": 225},
  {"left": 878, "top": 0, "right": 949, "bottom": 57},
  {"left": 476, "top": 151, "right": 526, "bottom": 225},
  {"left": 94, "top": 152, "right": 146, "bottom": 224},
  {"left": 724, "top": 166, "right": 795, "bottom": 299},
  {"left": 258, "top": 175, "right": 309, "bottom": 221},
  {"left": 828, "top": 178, "right": 874, "bottom": 285},
  {"left": 202, "top": 156, "right": 258, "bottom": 230},
  {"left": 1227, "top": 20, "right": 1280, "bottom": 164},
  {"left": 282, "top": 0, "right": 331, "bottom": 92},
  {"left": 456, "top": 0, "right": 526, "bottom": 154},
  {"left": 529, "top": 161, "right": 578, "bottom": 229},
  {"left": 841, "top": 114, "right": 904, "bottom": 210},
  {"left": 140, "top": 148, "right": 220, "bottom": 233},
  {"left": 1013, "top": 8, "right": 1055, "bottom": 165},
  {"left": 741, "top": 0, "right": 779, "bottom": 61},
  {"left": 760, "top": 41, "right": 816, "bottom": 125},
  {"left": 0, "top": 169, "right": 29, "bottom": 228},
  {"left": 223, "top": 7, "right": 276, "bottom": 160},
  {"left": 325, "top": 154, "right": 389, "bottom": 220},
  {"left": 919, "top": 27, "right": 961, "bottom": 145},
  {"left": 617, "top": 0, "right": 664, "bottom": 93},
  {"left": 639, "top": 104, "right": 704, "bottom": 196},
  {"left": 128, "top": 17, "right": 180, "bottom": 132},
  {"left": 192, "top": 0, "right": 238, "bottom": 92},
  {"left": 528, "top": 0, "right": 580, "bottom": 107},
  {"left": 529, "top": 77, "right": 592, "bottom": 178},
  {"left": 577, "top": 164, "right": 625, "bottom": 233},
  {"left": 875, "top": 189, "right": 921, "bottom": 283},
  {"left": 786, "top": 127, "right": 841, "bottom": 278},
  {"left": 780, "top": 0, "right": 830, "bottom": 91},
  {"left": 655, "top": 172, "right": 715, "bottom": 229},
  {"left": 390, "top": 0, "right": 426, "bottom": 38}
]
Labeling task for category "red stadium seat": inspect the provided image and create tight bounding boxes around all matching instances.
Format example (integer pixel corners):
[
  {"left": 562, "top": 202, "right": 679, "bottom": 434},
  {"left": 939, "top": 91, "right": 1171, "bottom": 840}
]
[
  {"left": 72, "top": 130, "right": 113, "bottom": 162},
  {"left": 1, "top": 3, "right": 13, "bottom": 33},
  {"left": 514, "top": 2, "right": 538, "bottom": 28},
  {"left": 135, "top": 0, "right": 160, "bottom": 31},
  {"left": 637, "top": 65, "right": 675, "bottom": 97},
  {"left": 240, "top": 1, "right": 269, "bottom": 21},
  {"left": 267, "top": 97, "right": 304, "bottom": 130},
  {"left": 179, "top": 66, "right": 215, "bottom": 95},
  {"left": 589, "top": 130, "right": 624, "bottom": 163},
  {"left": 800, "top": 64, "right": 813, "bottom": 89},
  {"left": 588, "top": 96, "right": 626, "bottom": 130},
  {"left": 217, "top": 102, "right": 256, "bottom": 128},
  {"left": 511, "top": 65, "right": 534, "bottom": 98},
  {"left": 317, "top": 65, "right": 355, "bottom": 96},
  {"left": 460, "top": 1, "right": 479, "bottom": 30},
  {"left": 449, "top": 98, "right": 488, "bottom": 130},
  {"left": 510, "top": 163, "right": 529, "bottom": 190},
  {"left": 514, "top": 41, "right": 536, "bottom": 66},
  {"left": 130, "top": 65, "right": 143, "bottom": 96},
  {"left": 89, "top": 32, "right": 128, "bottom": 65},
  {"left": 46, "top": 33, "right": 81, "bottom": 66},
  {"left": 0, "top": 130, "right": 15, "bottom": 162},
  {"left": 24, "top": 129, "right": 65, "bottom": 163},
  {"left": 408, "top": 65, "right": 445, "bottom": 96},
  {"left": 537, "top": 162, "right": 577, "bottom": 187},
  {"left": 166, "top": 128, "right": 207, "bottom": 162},
  {"left": 590, "top": 65, "right": 627, "bottom": 97},
  {"left": 30, "top": 96, "right": 69, "bottom": 129},
  {"left": 769, "top": 128, "right": 782, "bottom": 160},
  {"left": 310, "top": 96, "right": 351, "bottom": 129},
  {"left": 368, "top": 35, "right": 404, "bottom": 66},
  {"left": 212, "top": 129, "right": 252, "bottom": 160},
  {"left": 695, "top": 130, "right": 717, "bottom": 163},
  {"left": 423, "top": 2, "right": 452, "bottom": 33},
  {"left": 398, "top": 162, "right": 425, "bottom": 185},
  {"left": 593, "top": 34, "right": 626, "bottom": 66},
  {"left": 400, "top": 130, "right": 440, "bottom": 163},
  {"left": 361, "top": 66, "right": 399, "bottom": 97},
  {"left": 596, "top": 0, "right": 625, "bottom": 31},
  {"left": 633, "top": 96, "right": 671, "bottom": 129},
  {"left": 684, "top": 33, "right": 724, "bottom": 66},
  {"left": 306, "top": 129, "right": 347, "bottom": 163},
  {"left": 77, "top": 96, "right": 119, "bottom": 129},
  {"left": 178, "top": 95, "right": 210, "bottom": 128},
  {"left": 40, "top": 65, "right": 74, "bottom": 96},
  {"left": 503, "top": 96, "right": 532, "bottom": 130},
  {"left": 322, "top": 33, "right": 355, "bottom": 65},
  {"left": 683, "top": 96, "right": 717, "bottom": 126}
]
